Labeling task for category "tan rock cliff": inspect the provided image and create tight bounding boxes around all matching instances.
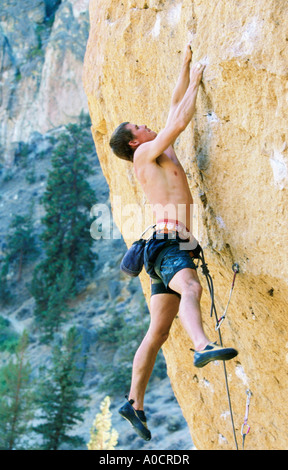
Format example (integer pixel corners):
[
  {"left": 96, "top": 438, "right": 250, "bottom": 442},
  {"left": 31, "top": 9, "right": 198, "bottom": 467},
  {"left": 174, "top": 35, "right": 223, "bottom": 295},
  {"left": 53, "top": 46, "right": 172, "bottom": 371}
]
[{"left": 83, "top": 0, "right": 288, "bottom": 450}]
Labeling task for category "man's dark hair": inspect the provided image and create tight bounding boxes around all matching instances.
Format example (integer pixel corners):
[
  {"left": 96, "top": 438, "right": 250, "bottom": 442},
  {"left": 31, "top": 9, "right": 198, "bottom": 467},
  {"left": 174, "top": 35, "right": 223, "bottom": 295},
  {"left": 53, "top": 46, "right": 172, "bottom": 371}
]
[{"left": 109, "top": 122, "right": 135, "bottom": 162}]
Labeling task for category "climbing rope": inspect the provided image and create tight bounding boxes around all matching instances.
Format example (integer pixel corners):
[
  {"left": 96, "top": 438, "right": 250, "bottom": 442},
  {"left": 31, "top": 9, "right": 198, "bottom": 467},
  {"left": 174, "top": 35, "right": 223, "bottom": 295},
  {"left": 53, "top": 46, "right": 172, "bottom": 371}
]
[
  {"left": 198, "top": 248, "right": 239, "bottom": 450},
  {"left": 198, "top": 249, "right": 254, "bottom": 450}
]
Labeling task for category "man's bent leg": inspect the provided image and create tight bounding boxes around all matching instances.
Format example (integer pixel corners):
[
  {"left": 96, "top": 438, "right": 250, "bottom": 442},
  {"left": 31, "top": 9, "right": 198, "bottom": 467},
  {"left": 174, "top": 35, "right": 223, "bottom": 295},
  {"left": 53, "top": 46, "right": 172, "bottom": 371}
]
[
  {"left": 128, "top": 293, "right": 180, "bottom": 410},
  {"left": 168, "top": 267, "right": 238, "bottom": 367},
  {"left": 168, "top": 267, "right": 210, "bottom": 351}
]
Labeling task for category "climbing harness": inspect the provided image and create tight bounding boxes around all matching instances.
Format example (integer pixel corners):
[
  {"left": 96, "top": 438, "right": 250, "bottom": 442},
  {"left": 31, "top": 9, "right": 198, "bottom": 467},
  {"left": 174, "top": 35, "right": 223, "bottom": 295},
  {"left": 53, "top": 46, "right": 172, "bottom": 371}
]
[
  {"left": 139, "top": 224, "right": 156, "bottom": 239},
  {"left": 215, "top": 263, "right": 239, "bottom": 331},
  {"left": 241, "top": 389, "right": 252, "bottom": 450}
]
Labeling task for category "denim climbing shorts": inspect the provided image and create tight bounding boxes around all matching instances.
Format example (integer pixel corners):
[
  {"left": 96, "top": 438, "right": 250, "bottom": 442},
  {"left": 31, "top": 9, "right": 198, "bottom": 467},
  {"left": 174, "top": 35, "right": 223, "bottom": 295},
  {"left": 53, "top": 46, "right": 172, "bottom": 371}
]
[
  {"left": 147, "top": 237, "right": 197, "bottom": 297},
  {"left": 150, "top": 276, "right": 181, "bottom": 298}
]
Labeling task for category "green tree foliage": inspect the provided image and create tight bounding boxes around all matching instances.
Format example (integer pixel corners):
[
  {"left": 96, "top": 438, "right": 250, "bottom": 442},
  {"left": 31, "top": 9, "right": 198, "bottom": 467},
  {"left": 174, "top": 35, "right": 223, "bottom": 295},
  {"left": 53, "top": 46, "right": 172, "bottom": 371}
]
[
  {"left": 31, "top": 258, "right": 75, "bottom": 340},
  {"left": 87, "top": 396, "right": 118, "bottom": 450},
  {"left": 0, "top": 316, "right": 19, "bottom": 353},
  {"left": 33, "top": 327, "right": 88, "bottom": 450},
  {"left": 3, "top": 203, "right": 38, "bottom": 281},
  {"left": 0, "top": 262, "right": 10, "bottom": 305},
  {"left": 0, "top": 202, "right": 38, "bottom": 304},
  {"left": 97, "top": 302, "right": 167, "bottom": 394},
  {"left": 30, "top": 113, "right": 97, "bottom": 337},
  {"left": 0, "top": 331, "right": 34, "bottom": 450}
]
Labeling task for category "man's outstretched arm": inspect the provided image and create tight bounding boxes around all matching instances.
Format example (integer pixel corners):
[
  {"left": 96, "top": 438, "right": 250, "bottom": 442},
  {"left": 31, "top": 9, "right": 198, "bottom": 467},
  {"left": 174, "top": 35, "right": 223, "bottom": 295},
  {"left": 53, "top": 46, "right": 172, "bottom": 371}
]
[
  {"left": 172, "top": 62, "right": 205, "bottom": 129},
  {"left": 169, "top": 42, "right": 193, "bottom": 111},
  {"left": 136, "top": 61, "right": 205, "bottom": 162},
  {"left": 165, "top": 42, "right": 199, "bottom": 144}
]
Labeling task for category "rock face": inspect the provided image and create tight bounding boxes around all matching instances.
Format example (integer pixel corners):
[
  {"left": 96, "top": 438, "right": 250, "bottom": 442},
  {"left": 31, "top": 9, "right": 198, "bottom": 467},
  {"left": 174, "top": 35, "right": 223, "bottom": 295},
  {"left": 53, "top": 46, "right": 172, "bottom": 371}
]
[
  {"left": 0, "top": 0, "right": 89, "bottom": 166},
  {"left": 83, "top": 0, "right": 288, "bottom": 450}
]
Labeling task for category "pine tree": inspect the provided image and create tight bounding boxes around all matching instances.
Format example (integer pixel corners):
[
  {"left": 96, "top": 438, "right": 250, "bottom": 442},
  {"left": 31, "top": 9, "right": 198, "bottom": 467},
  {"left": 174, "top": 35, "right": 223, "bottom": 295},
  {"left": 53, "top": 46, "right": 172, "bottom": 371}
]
[
  {"left": 30, "top": 258, "right": 75, "bottom": 339},
  {"left": 0, "top": 261, "right": 11, "bottom": 305},
  {"left": 33, "top": 327, "right": 88, "bottom": 450},
  {"left": 0, "top": 331, "right": 34, "bottom": 450},
  {"left": 0, "top": 202, "right": 38, "bottom": 304},
  {"left": 30, "top": 114, "right": 97, "bottom": 336},
  {"left": 87, "top": 396, "right": 118, "bottom": 450},
  {"left": 42, "top": 113, "right": 96, "bottom": 285}
]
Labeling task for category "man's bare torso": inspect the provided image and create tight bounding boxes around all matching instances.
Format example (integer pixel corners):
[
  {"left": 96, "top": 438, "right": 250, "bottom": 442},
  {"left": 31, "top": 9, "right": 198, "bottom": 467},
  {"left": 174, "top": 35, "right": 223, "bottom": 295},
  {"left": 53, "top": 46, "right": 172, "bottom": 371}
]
[
  {"left": 114, "top": 47, "right": 205, "bottom": 236},
  {"left": 134, "top": 145, "right": 194, "bottom": 232}
]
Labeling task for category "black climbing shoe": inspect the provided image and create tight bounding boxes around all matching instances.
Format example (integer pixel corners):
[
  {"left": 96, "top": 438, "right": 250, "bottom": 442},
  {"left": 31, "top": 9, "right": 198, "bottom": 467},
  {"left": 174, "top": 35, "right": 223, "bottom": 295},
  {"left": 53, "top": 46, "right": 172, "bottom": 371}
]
[
  {"left": 193, "top": 342, "right": 238, "bottom": 368},
  {"left": 118, "top": 398, "right": 151, "bottom": 441}
]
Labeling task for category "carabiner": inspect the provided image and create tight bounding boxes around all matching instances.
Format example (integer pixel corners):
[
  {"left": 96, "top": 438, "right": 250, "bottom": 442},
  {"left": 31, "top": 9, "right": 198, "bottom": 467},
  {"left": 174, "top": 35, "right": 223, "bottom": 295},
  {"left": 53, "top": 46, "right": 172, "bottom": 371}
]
[
  {"left": 241, "top": 423, "right": 251, "bottom": 437},
  {"left": 215, "top": 263, "right": 239, "bottom": 331},
  {"left": 215, "top": 315, "right": 225, "bottom": 331}
]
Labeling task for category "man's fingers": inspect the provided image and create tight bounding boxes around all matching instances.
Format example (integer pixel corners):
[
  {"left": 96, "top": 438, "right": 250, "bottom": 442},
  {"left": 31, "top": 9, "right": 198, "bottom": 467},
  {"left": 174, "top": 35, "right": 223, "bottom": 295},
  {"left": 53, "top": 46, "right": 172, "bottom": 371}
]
[
  {"left": 190, "top": 62, "right": 205, "bottom": 83},
  {"left": 194, "top": 62, "right": 205, "bottom": 71},
  {"left": 184, "top": 42, "right": 193, "bottom": 64}
]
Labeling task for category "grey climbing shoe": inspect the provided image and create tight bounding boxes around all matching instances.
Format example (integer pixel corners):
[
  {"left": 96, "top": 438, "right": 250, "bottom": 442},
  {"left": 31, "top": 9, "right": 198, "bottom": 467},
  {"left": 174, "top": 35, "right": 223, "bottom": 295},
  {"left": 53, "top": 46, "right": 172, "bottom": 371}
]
[
  {"left": 118, "top": 398, "right": 151, "bottom": 441},
  {"left": 193, "top": 342, "right": 238, "bottom": 368}
]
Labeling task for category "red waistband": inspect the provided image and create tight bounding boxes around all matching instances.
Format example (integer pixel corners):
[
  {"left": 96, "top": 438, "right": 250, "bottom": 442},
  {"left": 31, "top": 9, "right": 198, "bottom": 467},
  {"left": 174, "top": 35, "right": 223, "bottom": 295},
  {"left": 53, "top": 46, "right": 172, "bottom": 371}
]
[{"left": 156, "top": 219, "right": 190, "bottom": 233}]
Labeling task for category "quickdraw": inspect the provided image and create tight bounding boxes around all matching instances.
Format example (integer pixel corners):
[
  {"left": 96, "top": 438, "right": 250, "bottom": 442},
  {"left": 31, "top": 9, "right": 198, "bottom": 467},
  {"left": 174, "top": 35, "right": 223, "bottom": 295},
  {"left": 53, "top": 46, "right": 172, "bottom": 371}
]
[
  {"left": 215, "top": 263, "right": 239, "bottom": 331},
  {"left": 241, "top": 389, "right": 252, "bottom": 450}
]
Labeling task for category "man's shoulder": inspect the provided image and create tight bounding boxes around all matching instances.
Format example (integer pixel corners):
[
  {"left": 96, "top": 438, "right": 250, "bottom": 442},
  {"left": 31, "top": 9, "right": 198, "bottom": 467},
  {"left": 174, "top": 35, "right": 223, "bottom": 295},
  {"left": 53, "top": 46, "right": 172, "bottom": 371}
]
[
  {"left": 135, "top": 141, "right": 175, "bottom": 161},
  {"left": 134, "top": 142, "right": 159, "bottom": 166},
  {"left": 134, "top": 141, "right": 152, "bottom": 157}
]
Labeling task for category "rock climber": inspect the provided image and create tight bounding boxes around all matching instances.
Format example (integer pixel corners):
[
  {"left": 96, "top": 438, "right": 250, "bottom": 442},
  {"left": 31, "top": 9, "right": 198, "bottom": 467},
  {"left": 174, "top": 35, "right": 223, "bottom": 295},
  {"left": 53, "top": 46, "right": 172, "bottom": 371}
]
[{"left": 109, "top": 42, "right": 238, "bottom": 441}]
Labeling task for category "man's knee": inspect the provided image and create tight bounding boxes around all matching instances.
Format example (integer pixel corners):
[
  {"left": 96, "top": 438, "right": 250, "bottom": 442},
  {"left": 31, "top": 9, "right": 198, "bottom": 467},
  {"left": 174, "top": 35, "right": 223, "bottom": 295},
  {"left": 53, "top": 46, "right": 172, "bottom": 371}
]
[
  {"left": 180, "top": 278, "right": 202, "bottom": 299},
  {"left": 148, "top": 327, "right": 170, "bottom": 347}
]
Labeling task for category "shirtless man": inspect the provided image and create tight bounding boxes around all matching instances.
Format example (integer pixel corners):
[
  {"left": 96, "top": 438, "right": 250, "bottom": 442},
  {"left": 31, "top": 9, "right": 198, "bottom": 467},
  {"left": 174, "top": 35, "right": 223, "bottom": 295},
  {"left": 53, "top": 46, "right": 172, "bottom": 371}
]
[{"left": 109, "top": 43, "right": 238, "bottom": 441}]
